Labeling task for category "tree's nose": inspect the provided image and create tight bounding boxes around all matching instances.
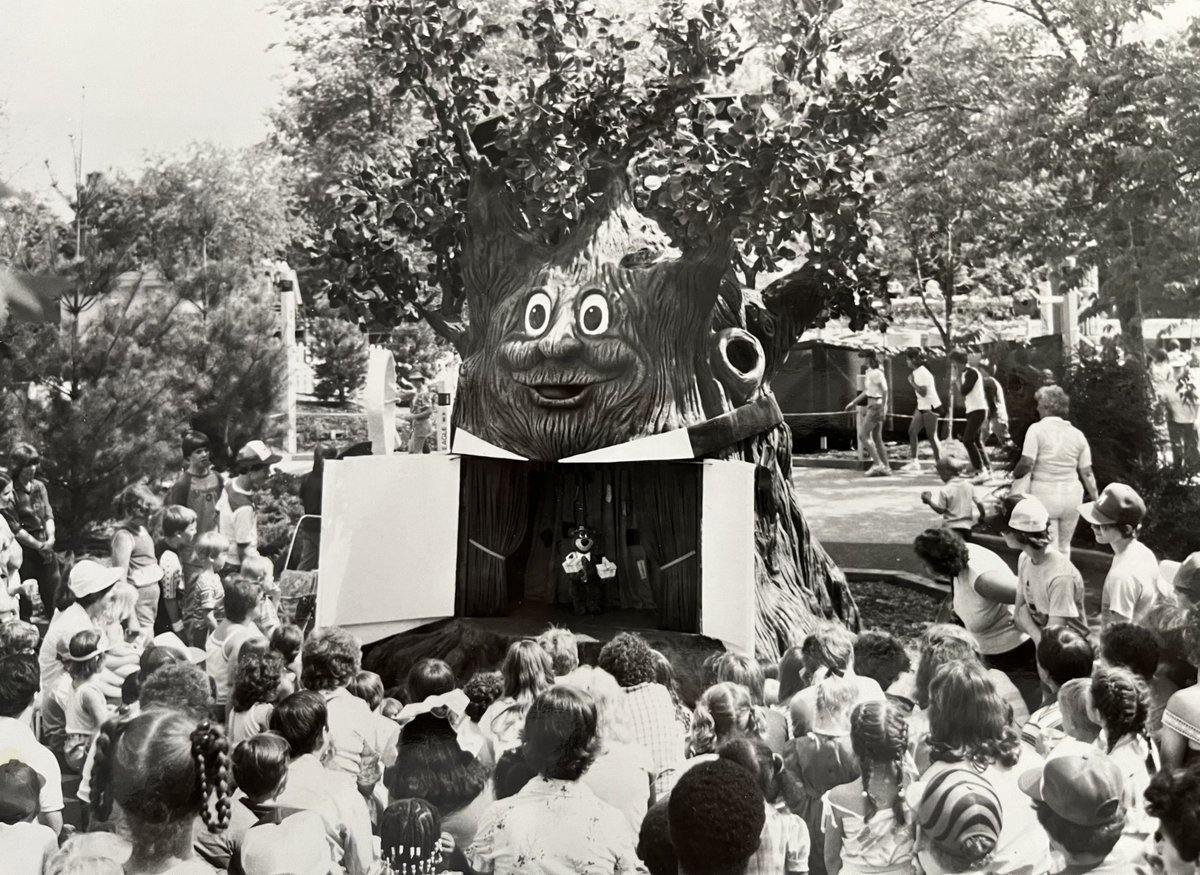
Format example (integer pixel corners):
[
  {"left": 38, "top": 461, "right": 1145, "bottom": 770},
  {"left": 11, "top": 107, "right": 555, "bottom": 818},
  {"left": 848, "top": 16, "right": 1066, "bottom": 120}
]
[{"left": 537, "top": 309, "right": 584, "bottom": 359}]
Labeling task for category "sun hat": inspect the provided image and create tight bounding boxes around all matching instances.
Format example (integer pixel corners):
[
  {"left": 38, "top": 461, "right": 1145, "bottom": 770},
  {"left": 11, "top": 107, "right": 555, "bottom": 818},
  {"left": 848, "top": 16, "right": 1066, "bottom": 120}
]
[
  {"left": 0, "top": 759, "right": 43, "bottom": 823},
  {"left": 1019, "top": 749, "right": 1124, "bottom": 826},
  {"left": 916, "top": 767, "right": 1002, "bottom": 860},
  {"left": 236, "top": 440, "right": 283, "bottom": 468},
  {"left": 67, "top": 559, "right": 123, "bottom": 599},
  {"left": 1007, "top": 496, "right": 1050, "bottom": 533},
  {"left": 1079, "top": 483, "right": 1146, "bottom": 528}
]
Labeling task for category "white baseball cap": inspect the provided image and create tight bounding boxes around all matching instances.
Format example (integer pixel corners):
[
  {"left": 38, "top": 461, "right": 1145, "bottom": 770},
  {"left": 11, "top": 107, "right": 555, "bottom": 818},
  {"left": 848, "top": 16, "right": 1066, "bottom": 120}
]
[
  {"left": 67, "top": 559, "right": 123, "bottom": 599},
  {"left": 1007, "top": 496, "right": 1050, "bottom": 533},
  {"left": 236, "top": 439, "right": 283, "bottom": 468}
]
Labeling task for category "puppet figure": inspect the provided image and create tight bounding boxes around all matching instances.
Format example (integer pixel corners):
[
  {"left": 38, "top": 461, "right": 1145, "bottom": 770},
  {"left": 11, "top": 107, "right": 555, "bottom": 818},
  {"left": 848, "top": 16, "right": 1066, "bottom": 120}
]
[{"left": 561, "top": 524, "right": 614, "bottom": 615}]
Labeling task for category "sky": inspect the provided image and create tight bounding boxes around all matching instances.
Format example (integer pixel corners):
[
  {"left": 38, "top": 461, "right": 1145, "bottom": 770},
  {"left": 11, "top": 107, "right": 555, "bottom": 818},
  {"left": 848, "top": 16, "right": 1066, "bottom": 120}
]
[
  {"left": 0, "top": 0, "right": 1192, "bottom": 208},
  {"left": 0, "top": 0, "right": 292, "bottom": 203}
]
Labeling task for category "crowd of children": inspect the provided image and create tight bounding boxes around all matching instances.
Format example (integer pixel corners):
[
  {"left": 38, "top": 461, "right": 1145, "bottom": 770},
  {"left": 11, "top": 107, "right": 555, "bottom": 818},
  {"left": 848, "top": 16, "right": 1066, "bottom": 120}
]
[{"left": 1, "top": 428, "right": 1200, "bottom": 874}]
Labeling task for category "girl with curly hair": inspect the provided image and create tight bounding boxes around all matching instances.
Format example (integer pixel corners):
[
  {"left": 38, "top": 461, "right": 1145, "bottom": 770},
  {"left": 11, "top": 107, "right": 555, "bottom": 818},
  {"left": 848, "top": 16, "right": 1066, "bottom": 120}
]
[
  {"left": 467, "top": 686, "right": 643, "bottom": 875},
  {"left": 824, "top": 701, "right": 916, "bottom": 875},
  {"left": 1089, "top": 664, "right": 1155, "bottom": 838},
  {"left": 91, "top": 708, "right": 231, "bottom": 874},
  {"left": 479, "top": 639, "right": 554, "bottom": 756},
  {"left": 226, "top": 650, "right": 285, "bottom": 746},
  {"left": 919, "top": 661, "right": 1048, "bottom": 874}
]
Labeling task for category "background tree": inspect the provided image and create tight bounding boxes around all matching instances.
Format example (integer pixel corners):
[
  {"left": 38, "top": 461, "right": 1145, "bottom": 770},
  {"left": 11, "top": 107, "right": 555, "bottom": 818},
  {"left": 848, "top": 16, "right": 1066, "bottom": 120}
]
[
  {"left": 281, "top": 0, "right": 904, "bottom": 655},
  {"left": 308, "top": 313, "right": 369, "bottom": 405},
  {"left": 386, "top": 320, "right": 452, "bottom": 395}
]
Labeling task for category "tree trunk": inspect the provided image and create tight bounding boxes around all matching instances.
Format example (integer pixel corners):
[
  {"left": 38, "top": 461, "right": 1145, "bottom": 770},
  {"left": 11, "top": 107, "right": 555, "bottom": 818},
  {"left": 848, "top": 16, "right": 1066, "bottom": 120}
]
[{"left": 451, "top": 169, "right": 854, "bottom": 659}]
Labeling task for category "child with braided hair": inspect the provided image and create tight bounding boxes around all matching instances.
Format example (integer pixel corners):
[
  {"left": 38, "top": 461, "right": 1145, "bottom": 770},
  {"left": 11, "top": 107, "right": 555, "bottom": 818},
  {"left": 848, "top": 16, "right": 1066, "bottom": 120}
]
[
  {"left": 379, "top": 798, "right": 465, "bottom": 874},
  {"left": 686, "top": 681, "right": 762, "bottom": 759},
  {"left": 823, "top": 700, "right": 916, "bottom": 875},
  {"left": 1089, "top": 664, "right": 1155, "bottom": 839},
  {"left": 91, "top": 708, "right": 231, "bottom": 874}
]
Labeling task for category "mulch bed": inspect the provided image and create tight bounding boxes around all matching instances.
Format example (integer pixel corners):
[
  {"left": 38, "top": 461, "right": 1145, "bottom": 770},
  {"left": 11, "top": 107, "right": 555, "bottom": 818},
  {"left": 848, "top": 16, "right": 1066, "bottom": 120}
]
[{"left": 852, "top": 578, "right": 943, "bottom": 647}]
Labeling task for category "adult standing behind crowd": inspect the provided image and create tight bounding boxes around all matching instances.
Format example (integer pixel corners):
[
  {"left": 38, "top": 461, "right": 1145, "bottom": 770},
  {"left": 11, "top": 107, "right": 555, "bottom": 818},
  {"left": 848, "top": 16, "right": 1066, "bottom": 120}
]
[
  {"left": 110, "top": 484, "right": 164, "bottom": 633},
  {"left": 1080, "top": 483, "right": 1165, "bottom": 626},
  {"left": 216, "top": 439, "right": 280, "bottom": 573},
  {"left": 1011, "top": 385, "right": 1098, "bottom": 557},
  {"left": 844, "top": 350, "right": 891, "bottom": 477},
  {"left": 912, "top": 528, "right": 1038, "bottom": 711},
  {"left": 951, "top": 351, "right": 992, "bottom": 481},
  {"left": 904, "top": 350, "right": 941, "bottom": 472},
  {"left": 9, "top": 443, "right": 58, "bottom": 619}
]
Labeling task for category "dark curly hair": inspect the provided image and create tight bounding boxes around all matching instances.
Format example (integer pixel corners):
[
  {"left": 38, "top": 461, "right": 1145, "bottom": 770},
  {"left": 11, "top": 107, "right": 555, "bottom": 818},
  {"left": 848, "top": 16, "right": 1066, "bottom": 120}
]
[
  {"left": 1145, "top": 765, "right": 1200, "bottom": 864},
  {"left": 388, "top": 713, "right": 490, "bottom": 815},
  {"left": 913, "top": 528, "right": 970, "bottom": 579},
  {"left": 301, "top": 626, "right": 361, "bottom": 691},
  {"left": 1099, "top": 622, "right": 1159, "bottom": 682},
  {"left": 1034, "top": 800, "right": 1124, "bottom": 857},
  {"left": 1036, "top": 626, "right": 1094, "bottom": 688},
  {"left": 521, "top": 685, "right": 600, "bottom": 781},
  {"left": 139, "top": 662, "right": 214, "bottom": 722},
  {"left": 463, "top": 671, "right": 503, "bottom": 723},
  {"left": 92, "top": 708, "right": 231, "bottom": 834},
  {"left": 853, "top": 631, "right": 911, "bottom": 692},
  {"left": 927, "top": 661, "right": 1020, "bottom": 770},
  {"left": 1090, "top": 665, "right": 1148, "bottom": 752},
  {"left": 598, "top": 632, "right": 657, "bottom": 688},
  {"left": 668, "top": 759, "right": 765, "bottom": 875},
  {"left": 229, "top": 651, "right": 285, "bottom": 714},
  {"left": 850, "top": 700, "right": 909, "bottom": 825}
]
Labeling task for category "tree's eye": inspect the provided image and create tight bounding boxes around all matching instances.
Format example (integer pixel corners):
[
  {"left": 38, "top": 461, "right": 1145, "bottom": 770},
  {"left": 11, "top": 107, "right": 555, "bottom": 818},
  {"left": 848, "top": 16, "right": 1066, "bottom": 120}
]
[
  {"left": 524, "top": 291, "right": 552, "bottom": 336},
  {"left": 577, "top": 291, "right": 610, "bottom": 336}
]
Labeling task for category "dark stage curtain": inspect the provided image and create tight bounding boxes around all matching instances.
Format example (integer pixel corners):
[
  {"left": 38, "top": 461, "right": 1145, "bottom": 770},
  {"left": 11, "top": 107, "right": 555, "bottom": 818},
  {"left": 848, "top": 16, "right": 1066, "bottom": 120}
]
[
  {"left": 456, "top": 458, "right": 530, "bottom": 616},
  {"left": 638, "top": 464, "right": 701, "bottom": 631}
]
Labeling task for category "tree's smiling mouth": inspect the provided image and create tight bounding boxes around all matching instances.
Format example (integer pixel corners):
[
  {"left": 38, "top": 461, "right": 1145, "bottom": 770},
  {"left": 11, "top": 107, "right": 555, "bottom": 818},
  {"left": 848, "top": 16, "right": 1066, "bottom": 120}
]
[{"left": 527, "top": 383, "right": 593, "bottom": 407}]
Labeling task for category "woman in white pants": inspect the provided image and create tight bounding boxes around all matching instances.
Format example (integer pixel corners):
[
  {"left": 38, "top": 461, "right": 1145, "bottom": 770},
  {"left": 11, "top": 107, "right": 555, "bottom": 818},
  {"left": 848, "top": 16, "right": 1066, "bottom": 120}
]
[{"left": 1010, "top": 385, "right": 1098, "bottom": 557}]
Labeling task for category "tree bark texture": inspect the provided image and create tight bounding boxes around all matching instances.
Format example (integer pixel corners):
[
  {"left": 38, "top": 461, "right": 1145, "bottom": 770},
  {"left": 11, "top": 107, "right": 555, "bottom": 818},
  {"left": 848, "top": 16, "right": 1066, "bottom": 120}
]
[{"left": 453, "top": 170, "right": 856, "bottom": 658}]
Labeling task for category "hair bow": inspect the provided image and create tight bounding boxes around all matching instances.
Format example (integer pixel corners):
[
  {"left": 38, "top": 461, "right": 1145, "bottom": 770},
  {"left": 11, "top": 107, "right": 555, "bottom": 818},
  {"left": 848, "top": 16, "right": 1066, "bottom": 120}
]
[{"left": 396, "top": 689, "right": 483, "bottom": 758}]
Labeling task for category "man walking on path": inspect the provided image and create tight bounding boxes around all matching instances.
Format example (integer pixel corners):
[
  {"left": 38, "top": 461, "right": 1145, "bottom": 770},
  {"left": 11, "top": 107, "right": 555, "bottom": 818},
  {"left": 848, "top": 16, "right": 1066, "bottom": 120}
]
[
  {"left": 952, "top": 351, "right": 993, "bottom": 482},
  {"left": 903, "top": 350, "right": 941, "bottom": 472},
  {"left": 844, "top": 350, "right": 891, "bottom": 477},
  {"left": 1079, "top": 483, "right": 1166, "bottom": 626}
]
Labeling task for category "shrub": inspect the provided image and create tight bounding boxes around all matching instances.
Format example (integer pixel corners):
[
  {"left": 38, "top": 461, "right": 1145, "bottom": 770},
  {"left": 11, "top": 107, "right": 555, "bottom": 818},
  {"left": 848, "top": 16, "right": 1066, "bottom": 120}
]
[{"left": 309, "top": 315, "right": 368, "bottom": 405}]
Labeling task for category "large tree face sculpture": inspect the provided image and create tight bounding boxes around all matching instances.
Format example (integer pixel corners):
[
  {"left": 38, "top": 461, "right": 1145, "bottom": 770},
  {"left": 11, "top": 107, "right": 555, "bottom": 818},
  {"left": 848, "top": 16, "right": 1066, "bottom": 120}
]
[{"left": 456, "top": 173, "right": 726, "bottom": 459}]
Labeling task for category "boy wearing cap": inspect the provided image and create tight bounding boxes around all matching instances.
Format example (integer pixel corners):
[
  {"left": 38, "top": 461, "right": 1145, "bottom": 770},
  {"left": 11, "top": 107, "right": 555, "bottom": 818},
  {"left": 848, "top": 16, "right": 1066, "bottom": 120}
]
[
  {"left": 1080, "top": 483, "right": 1164, "bottom": 626},
  {"left": 1005, "top": 496, "right": 1090, "bottom": 643},
  {"left": 1019, "top": 750, "right": 1147, "bottom": 874},
  {"left": 216, "top": 439, "right": 282, "bottom": 572},
  {"left": 0, "top": 759, "right": 58, "bottom": 875}
]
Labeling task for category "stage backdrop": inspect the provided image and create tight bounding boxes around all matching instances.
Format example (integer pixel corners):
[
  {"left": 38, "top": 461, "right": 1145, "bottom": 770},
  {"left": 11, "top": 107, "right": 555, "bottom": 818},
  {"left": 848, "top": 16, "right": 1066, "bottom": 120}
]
[
  {"left": 316, "top": 455, "right": 756, "bottom": 654},
  {"left": 316, "top": 455, "right": 461, "bottom": 644}
]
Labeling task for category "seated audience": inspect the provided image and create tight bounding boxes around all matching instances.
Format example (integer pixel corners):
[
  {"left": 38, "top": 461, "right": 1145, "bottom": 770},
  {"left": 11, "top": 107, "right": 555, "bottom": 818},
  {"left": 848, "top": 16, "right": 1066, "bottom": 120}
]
[
  {"left": 479, "top": 640, "right": 554, "bottom": 756},
  {"left": 788, "top": 622, "right": 886, "bottom": 736},
  {"left": 1019, "top": 750, "right": 1146, "bottom": 873},
  {"left": 598, "top": 632, "right": 687, "bottom": 795},
  {"left": 90, "top": 709, "right": 230, "bottom": 874},
  {"left": 649, "top": 647, "right": 693, "bottom": 734},
  {"left": 380, "top": 798, "right": 471, "bottom": 875},
  {"left": 1089, "top": 664, "right": 1154, "bottom": 838},
  {"left": 226, "top": 651, "right": 285, "bottom": 747},
  {"left": 1144, "top": 764, "right": 1200, "bottom": 875},
  {"left": 463, "top": 671, "right": 504, "bottom": 724},
  {"left": 561, "top": 665, "right": 655, "bottom": 834},
  {"left": 302, "top": 626, "right": 372, "bottom": 777},
  {"left": 467, "top": 685, "right": 643, "bottom": 874},
  {"left": 686, "top": 682, "right": 760, "bottom": 762},
  {"left": 347, "top": 669, "right": 402, "bottom": 770},
  {"left": 269, "top": 691, "right": 377, "bottom": 875},
  {"left": 718, "top": 736, "right": 810, "bottom": 875},
  {"left": 62, "top": 628, "right": 117, "bottom": 771},
  {"left": 713, "top": 652, "right": 789, "bottom": 753},
  {"left": 536, "top": 625, "right": 579, "bottom": 678},
  {"left": 0, "top": 758, "right": 59, "bottom": 875},
  {"left": 824, "top": 700, "right": 915, "bottom": 875},
  {"left": 916, "top": 660, "right": 1049, "bottom": 873},
  {"left": 852, "top": 630, "right": 912, "bottom": 712},
  {"left": 1023, "top": 625, "right": 1094, "bottom": 754},
  {"left": 668, "top": 758, "right": 766, "bottom": 875},
  {"left": 206, "top": 575, "right": 266, "bottom": 715},
  {"left": 0, "top": 653, "right": 63, "bottom": 835}
]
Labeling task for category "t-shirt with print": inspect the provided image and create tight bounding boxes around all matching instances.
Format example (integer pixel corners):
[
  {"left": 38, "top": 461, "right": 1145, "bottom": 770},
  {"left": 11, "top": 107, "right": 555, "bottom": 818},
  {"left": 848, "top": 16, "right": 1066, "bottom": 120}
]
[
  {"left": 1101, "top": 539, "right": 1164, "bottom": 623},
  {"left": 1017, "top": 551, "right": 1089, "bottom": 638},
  {"left": 167, "top": 470, "right": 222, "bottom": 536},
  {"left": 911, "top": 365, "right": 941, "bottom": 411}
]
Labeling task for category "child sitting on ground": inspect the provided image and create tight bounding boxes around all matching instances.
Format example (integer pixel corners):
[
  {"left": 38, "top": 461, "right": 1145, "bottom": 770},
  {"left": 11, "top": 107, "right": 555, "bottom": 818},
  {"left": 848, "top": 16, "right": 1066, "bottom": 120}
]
[
  {"left": 241, "top": 554, "right": 281, "bottom": 638},
  {"left": 185, "top": 530, "right": 229, "bottom": 647},
  {"left": 62, "top": 630, "right": 116, "bottom": 771},
  {"left": 920, "top": 456, "right": 980, "bottom": 541},
  {"left": 230, "top": 733, "right": 338, "bottom": 875},
  {"left": 379, "top": 798, "right": 463, "bottom": 874},
  {"left": 823, "top": 701, "right": 916, "bottom": 875},
  {"left": 0, "top": 759, "right": 59, "bottom": 875},
  {"left": 156, "top": 505, "right": 197, "bottom": 637},
  {"left": 226, "top": 650, "right": 285, "bottom": 746}
]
